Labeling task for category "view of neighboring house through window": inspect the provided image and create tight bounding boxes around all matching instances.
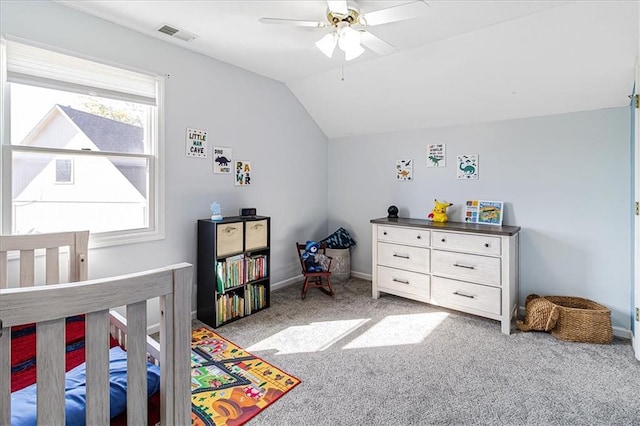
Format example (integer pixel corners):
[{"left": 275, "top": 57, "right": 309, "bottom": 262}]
[{"left": 1, "top": 38, "right": 163, "bottom": 244}]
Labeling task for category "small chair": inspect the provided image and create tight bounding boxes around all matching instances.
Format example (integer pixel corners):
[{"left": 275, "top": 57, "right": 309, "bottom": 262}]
[{"left": 296, "top": 242, "right": 334, "bottom": 299}]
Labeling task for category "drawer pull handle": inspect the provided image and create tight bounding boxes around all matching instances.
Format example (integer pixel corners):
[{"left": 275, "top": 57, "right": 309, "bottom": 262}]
[
  {"left": 441, "top": 238, "right": 446, "bottom": 242},
  {"left": 251, "top": 224, "right": 263, "bottom": 230},
  {"left": 383, "top": 231, "right": 388, "bottom": 235},
  {"left": 417, "top": 235, "right": 421, "bottom": 239},
  {"left": 393, "top": 254, "right": 410, "bottom": 259},
  {"left": 453, "top": 263, "right": 475, "bottom": 270},
  {"left": 453, "top": 291, "right": 476, "bottom": 299},
  {"left": 392, "top": 278, "right": 410, "bottom": 285},
  {"left": 484, "top": 243, "right": 490, "bottom": 248},
  {"left": 224, "top": 227, "right": 238, "bottom": 234}
]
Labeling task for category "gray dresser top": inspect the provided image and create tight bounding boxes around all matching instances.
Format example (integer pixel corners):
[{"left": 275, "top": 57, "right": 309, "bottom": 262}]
[{"left": 371, "top": 217, "right": 520, "bottom": 236}]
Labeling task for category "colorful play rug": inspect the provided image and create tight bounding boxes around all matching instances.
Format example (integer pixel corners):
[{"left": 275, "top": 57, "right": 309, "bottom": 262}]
[{"left": 190, "top": 327, "right": 301, "bottom": 425}]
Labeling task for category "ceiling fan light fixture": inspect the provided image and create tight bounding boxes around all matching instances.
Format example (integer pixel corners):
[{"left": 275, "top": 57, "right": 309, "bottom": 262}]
[
  {"left": 315, "top": 32, "right": 337, "bottom": 58},
  {"left": 344, "top": 43, "right": 364, "bottom": 61},
  {"left": 338, "top": 26, "right": 364, "bottom": 60}
]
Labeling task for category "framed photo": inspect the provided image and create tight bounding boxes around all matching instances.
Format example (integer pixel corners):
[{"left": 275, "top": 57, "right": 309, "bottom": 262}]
[{"left": 477, "top": 200, "right": 503, "bottom": 226}]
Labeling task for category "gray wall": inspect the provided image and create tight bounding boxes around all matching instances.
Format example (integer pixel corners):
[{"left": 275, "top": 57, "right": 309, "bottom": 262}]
[
  {"left": 328, "top": 108, "right": 632, "bottom": 330},
  {"left": 2, "top": 1, "right": 329, "bottom": 323}
]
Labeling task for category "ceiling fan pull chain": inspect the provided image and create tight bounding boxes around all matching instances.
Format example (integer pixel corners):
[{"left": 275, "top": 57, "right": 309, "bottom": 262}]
[{"left": 341, "top": 63, "right": 345, "bottom": 81}]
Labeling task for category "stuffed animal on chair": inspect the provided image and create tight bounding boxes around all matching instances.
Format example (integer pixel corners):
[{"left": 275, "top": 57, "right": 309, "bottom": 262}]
[
  {"left": 427, "top": 199, "right": 453, "bottom": 223},
  {"left": 302, "top": 241, "right": 329, "bottom": 272},
  {"left": 516, "top": 294, "right": 560, "bottom": 332}
]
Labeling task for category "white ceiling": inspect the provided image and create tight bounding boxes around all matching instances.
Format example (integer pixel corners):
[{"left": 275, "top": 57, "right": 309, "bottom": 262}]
[{"left": 57, "top": 1, "right": 639, "bottom": 140}]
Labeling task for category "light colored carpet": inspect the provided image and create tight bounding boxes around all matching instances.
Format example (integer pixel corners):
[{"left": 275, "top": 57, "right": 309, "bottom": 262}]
[{"left": 197, "top": 278, "right": 640, "bottom": 425}]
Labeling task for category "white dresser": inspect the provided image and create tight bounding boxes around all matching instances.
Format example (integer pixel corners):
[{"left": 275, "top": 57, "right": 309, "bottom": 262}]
[{"left": 371, "top": 217, "right": 520, "bottom": 334}]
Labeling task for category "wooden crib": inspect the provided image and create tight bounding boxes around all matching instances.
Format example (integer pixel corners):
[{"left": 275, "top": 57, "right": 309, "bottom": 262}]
[{"left": 0, "top": 231, "right": 192, "bottom": 425}]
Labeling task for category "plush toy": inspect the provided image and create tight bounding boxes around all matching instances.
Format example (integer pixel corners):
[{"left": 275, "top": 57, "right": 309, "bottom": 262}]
[
  {"left": 516, "top": 294, "right": 560, "bottom": 332},
  {"left": 302, "top": 241, "right": 330, "bottom": 272},
  {"left": 427, "top": 199, "right": 453, "bottom": 222}
]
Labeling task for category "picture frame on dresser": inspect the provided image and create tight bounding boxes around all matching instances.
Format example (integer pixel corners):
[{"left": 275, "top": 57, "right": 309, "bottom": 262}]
[{"left": 477, "top": 200, "right": 504, "bottom": 226}]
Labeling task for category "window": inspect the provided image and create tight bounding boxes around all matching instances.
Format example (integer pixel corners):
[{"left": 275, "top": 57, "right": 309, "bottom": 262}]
[
  {"left": 55, "top": 158, "right": 73, "bottom": 184},
  {"left": 1, "top": 37, "right": 164, "bottom": 246}
]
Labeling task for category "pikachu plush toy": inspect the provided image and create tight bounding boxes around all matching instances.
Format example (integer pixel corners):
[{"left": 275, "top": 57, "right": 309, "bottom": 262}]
[{"left": 427, "top": 199, "right": 453, "bottom": 223}]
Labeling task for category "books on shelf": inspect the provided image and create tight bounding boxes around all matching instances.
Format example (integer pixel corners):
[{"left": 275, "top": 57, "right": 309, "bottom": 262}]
[
  {"left": 215, "top": 254, "right": 268, "bottom": 291},
  {"left": 216, "top": 292, "right": 245, "bottom": 324},
  {"left": 245, "top": 284, "right": 267, "bottom": 315},
  {"left": 215, "top": 283, "right": 267, "bottom": 322}
]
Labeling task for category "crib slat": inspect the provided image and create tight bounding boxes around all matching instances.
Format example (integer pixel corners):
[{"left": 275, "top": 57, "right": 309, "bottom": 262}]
[
  {"left": 126, "top": 301, "right": 147, "bottom": 426},
  {"left": 173, "top": 265, "right": 192, "bottom": 425},
  {"left": 20, "top": 249, "right": 35, "bottom": 287},
  {"left": 160, "top": 293, "right": 174, "bottom": 424},
  {"left": 0, "top": 326, "right": 11, "bottom": 426},
  {"left": 45, "top": 247, "right": 60, "bottom": 284},
  {"left": 74, "top": 231, "right": 89, "bottom": 282},
  {"left": 85, "top": 310, "right": 110, "bottom": 425},
  {"left": 0, "top": 251, "right": 7, "bottom": 289},
  {"left": 37, "top": 318, "right": 66, "bottom": 425}
]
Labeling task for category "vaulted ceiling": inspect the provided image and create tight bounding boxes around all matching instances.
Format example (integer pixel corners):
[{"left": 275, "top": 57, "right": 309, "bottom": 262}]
[{"left": 58, "top": 1, "right": 639, "bottom": 139}]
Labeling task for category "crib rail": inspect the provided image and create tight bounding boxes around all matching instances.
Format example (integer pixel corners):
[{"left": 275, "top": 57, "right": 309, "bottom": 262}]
[
  {"left": 0, "top": 262, "right": 192, "bottom": 425},
  {"left": 0, "top": 230, "right": 89, "bottom": 288}
]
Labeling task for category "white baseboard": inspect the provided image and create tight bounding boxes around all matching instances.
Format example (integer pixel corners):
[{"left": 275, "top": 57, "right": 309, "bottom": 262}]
[
  {"left": 271, "top": 274, "right": 303, "bottom": 291},
  {"left": 269, "top": 272, "right": 372, "bottom": 291},
  {"left": 350, "top": 271, "right": 372, "bottom": 281}
]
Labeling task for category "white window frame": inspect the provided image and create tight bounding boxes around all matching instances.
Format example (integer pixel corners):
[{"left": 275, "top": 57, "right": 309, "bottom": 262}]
[{"left": 0, "top": 36, "right": 165, "bottom": 248}]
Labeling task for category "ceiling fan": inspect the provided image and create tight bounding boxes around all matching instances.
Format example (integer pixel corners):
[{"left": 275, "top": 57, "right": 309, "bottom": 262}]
[{"left": 259, "top": 0, "right": 429, "bottom": 61}]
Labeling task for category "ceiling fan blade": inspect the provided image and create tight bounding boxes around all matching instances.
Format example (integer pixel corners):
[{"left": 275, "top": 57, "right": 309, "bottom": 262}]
[
  {"left": 360, "top": 31, "right": 394, "bottom": 56},
  {"left": 327, "top": 0, "right": 348, "bottom": 15},
  {"left": 360, "top": 1, "right": 429, "bottom": 26},
  {"left": 259, "top": 17, "right": 327, "bottom": 28}
]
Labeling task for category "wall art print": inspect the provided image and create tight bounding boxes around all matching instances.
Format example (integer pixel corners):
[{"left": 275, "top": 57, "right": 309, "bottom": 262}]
[
  {"left": 213, "top": 147, "right": 232, "bottom": 174},
  {"left": 457, "top": 154, "right": 478, "bottom": 179},
  {"left": 396, "top": 159, "right": 413, "bottom": 181},
  {"left": 186, "top": 127, "right": 208, "bottom": 158},
  {"left": 235, "top": 160, "right": 252, "bottom": 186},
  {"left": 427, "top": 143, "right": 446, "bottom": 167}
]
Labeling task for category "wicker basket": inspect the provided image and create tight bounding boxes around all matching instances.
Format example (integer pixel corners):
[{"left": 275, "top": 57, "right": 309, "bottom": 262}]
[{"left": 545, "top": 296, "right": 612, "bottom": 344}]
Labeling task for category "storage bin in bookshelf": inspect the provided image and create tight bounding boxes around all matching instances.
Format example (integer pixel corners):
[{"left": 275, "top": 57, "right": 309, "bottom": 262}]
[{"left": 197, "top": 216, "right": 271, "bottom": 328}]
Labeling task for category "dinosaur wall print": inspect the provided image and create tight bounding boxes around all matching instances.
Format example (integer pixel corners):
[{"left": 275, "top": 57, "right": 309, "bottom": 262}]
[
  {"left": 396, "top": 159, "right": 413, "bottom": 181},
  {"left": 457, "top": 154, "right": 479, "bottom": 180},
  {"left": 427, "top": 143, "right": 446, "bottom": 167},
  {"left": 213, "top": 146, "right": 233, "bottom": 174}
]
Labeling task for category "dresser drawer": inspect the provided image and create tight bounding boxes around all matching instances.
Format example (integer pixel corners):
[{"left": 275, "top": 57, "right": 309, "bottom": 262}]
[
  {"left": 432, "top": 231, "right": 501, "bottom": 256},
  {"left": 245, "top": 219, "right": 268, "bottom": 251},
  {"left": 216, "top": 222, "right": 243, "bottom": 256},
  {"left": 377, "top": 266, "right": 430, "bottom": 299},
  {"left": 377, "top": 225, "right": 429, "bottom": 247},
  {"left": 378, "top": 242, "right": 429, "bottom": 273},
  {"left": 431, "top": 276, "right": 501, "bottom": 316},
  {"left": 431, "top": 250, "right": 501, "bottom": 286}
]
